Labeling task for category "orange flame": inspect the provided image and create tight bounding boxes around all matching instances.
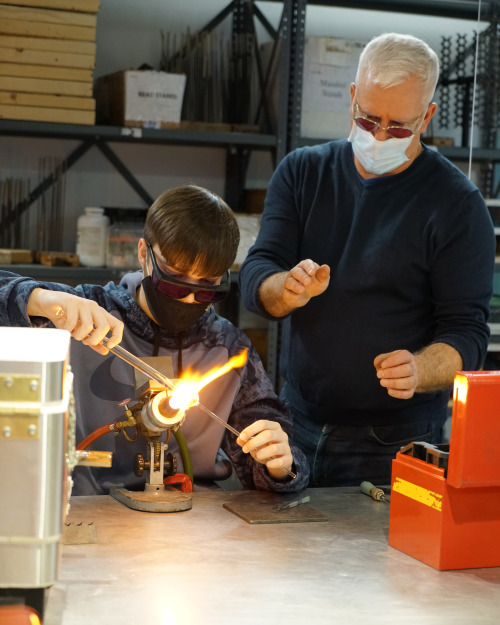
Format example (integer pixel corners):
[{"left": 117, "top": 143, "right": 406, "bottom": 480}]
[{"left": 169, "top": 348, "right": 248, "bottom": 411}]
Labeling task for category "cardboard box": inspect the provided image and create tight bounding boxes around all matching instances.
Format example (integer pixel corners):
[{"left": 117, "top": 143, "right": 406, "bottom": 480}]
[
  {"left": 301, "top": 37, "right": 365, "bottom": 139},
  {"left": 95, "top": 70, "right": 187, "bottom": 129},
  {"left": 261, "top": 36, "right": 364, "bottom": 140},
  {"left": 233, "top": 213, "right": 260, "bottom": 269}
]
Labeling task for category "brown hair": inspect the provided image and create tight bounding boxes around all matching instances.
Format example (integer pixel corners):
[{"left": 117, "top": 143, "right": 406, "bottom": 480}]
[{"left": 143, "top": 185, "right": 240, "bottom": 276}]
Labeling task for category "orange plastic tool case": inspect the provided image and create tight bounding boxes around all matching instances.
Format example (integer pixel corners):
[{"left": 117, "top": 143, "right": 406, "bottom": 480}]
[{"left": 388, "top": 371, "right": 500, "bottom": 570}]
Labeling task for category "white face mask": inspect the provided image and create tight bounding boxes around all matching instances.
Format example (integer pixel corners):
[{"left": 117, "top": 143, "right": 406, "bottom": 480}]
[{"left": 348, "top": 123, "right": 413, "bottom": 175}]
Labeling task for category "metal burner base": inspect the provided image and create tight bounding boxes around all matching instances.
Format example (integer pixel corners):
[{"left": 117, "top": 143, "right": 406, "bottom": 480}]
[{"left": 110, "top": 486, "right": 192, "bottom": 513}]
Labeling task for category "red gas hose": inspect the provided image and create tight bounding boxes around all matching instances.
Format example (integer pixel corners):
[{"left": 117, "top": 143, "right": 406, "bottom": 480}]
[{"left": 76, "top": 423, "right": 116, "bottom": 451}]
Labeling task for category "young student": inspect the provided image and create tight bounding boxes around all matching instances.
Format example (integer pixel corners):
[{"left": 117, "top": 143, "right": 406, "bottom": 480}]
[{"left": 0, "top": 185, "right": 308, "bottom": 494}]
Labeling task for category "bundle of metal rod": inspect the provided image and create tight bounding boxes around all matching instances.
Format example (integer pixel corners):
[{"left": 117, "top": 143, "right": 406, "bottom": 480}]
[
  {"left": 161, "top": 27, "right": 230, "bottom": 124},
  {"left": 160, "top": 1, "right": 281, "bottom": 131},
  {"left": 0, "top": 177, "right": 30, "bottom": 249},
  {"left": 36, "top": 157, "right": 66, "bottom": 253}
]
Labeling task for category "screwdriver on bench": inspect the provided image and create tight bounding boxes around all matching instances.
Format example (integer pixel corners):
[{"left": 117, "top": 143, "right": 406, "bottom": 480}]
[{"left": 360, "top": 481, "right": 389, "bottom": 503}]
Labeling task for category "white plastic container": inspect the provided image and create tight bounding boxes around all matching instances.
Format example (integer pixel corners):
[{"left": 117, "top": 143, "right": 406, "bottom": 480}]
[{"left": 76, "top": 207, "right": 110, "bottom": 267}]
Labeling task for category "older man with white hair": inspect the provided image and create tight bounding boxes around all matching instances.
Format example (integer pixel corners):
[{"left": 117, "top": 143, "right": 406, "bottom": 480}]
[{"left": 239, "top": 32, "right": 495, "bottom": 487}]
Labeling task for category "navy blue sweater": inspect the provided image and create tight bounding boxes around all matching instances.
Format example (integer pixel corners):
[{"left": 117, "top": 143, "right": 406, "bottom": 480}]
[{"left": 239, "top": 140, "right": 495, "bottom": 426}]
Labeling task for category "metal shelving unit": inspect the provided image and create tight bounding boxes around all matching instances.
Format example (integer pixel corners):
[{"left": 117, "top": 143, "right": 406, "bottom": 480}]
[
  {"left": 2, "top": 0, "right": 499, "bottom": 384},
  {"left": 0, "top": 264, "right": 127, "bottom": 287},
  {"left": 0, "top": 1, "right": 293, "bottom": 218},
  {"left": 302, "top": 0, "right": 492, "bottom": 19},
  {"left": 0, "top": 119, "right": 278, "bottom": 210},
  {"left": 0, "top": 119, "right": 277, "bottom": 146}
]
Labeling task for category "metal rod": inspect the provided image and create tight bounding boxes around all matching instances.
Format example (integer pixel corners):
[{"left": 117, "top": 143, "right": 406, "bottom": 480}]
[
  {"left": 0, "top": 140, "right": 93, "bottom": 234},
  {"left": 197, "top": 402, "right": 297, "bottom": 480},
  {"left": 196, "top": 402, "right": 240, "bottom": 437},
  {"left": 102, "top": 339, "right": 176, "bottom": 390}
]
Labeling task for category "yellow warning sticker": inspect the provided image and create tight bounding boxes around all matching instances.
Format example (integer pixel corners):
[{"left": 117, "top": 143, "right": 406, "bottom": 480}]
[{"left": 393, "top": 477, "right": 443, "bottom": 511}]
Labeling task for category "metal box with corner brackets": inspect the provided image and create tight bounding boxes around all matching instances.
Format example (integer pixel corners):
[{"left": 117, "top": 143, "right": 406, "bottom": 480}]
[
  {"left": 388, "top": 371, "right": 500, "bottom": 570},
  {"left": 0, "top": 327, "right": 71, "bottom": 596}
]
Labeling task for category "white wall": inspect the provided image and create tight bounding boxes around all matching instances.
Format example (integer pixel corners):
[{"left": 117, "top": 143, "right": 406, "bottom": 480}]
[{"left": 0, "top": 1, "right": 487, "bottom": 252}]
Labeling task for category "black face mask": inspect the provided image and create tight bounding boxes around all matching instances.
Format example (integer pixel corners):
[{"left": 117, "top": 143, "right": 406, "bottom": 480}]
[{"left": 141, "top": 276, "right": 208, "bottom": 335}]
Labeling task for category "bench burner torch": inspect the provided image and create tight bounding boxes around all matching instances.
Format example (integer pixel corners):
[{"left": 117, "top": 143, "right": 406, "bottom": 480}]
[{"left": 102, "top": 339, "right": 297, "bottom": 481}]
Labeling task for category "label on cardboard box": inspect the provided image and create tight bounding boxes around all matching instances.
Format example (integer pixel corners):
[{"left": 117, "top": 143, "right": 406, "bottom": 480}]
[
  {"left": 124, "top": 71, "right": 186, "bottom": 128},
  {"left": 301, "top": 37, "right": 365, "bottom": 139}
]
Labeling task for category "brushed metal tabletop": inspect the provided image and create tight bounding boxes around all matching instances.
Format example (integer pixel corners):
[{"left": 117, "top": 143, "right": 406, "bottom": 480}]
[{"left": 44, "top": 488, "right": 500, "bottom": 625}]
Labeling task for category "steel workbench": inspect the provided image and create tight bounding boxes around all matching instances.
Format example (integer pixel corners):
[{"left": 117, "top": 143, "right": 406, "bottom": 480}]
[{"left": 44, "top": 488, "right": 500, "bottom": 624}]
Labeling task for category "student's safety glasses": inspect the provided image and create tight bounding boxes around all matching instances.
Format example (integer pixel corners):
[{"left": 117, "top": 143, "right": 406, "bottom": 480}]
[
  {"left": 353, "top": 101, "right": 425, "bottom": 139},
  {"left": 147, "top": 241, "right": 230, "bottom": 304}
]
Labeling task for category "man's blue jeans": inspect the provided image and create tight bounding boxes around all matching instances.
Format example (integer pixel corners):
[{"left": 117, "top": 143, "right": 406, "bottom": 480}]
[{"left": 281, "top": 386, "right": 445, "bottom": 487}]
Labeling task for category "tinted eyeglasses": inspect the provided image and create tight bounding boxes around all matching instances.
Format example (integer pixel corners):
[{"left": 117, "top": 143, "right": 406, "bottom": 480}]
[
  {"left": 147, "top": 242, "right": 230, "bottom": 304},
  {"left": 353, "top": 101, "right": 425, "bottom": 139}
]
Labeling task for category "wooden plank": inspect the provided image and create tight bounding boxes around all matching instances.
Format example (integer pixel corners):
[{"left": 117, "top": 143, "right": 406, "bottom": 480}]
[
  {"left": 0, "top": 35, "right": 96, "bottom": 56},
  {"left": 0, "top": 91, "right": 95, "bottom": 111},
  {"left": 0, "top": 248, "right": 33, "bottom": 263},
  {"left": 0, "top": 17, "right": 95, "bottom": 41},
  {"left": 0, "top": 75, "right": 92, "bottom": 97},
  {"left": 0, "top": 4, "right": 97, "bottom": 26},
  {"left": 0, "top": 47, "right": 95, "bottom": 69},
  {"left": 0, "top": 62, "right": 92, "bottom": 82},
  {"left": 0, "top": 1, "right": 99, "bottom": 14},
  {"left": 0, "top": 102, "right": 95, "bottom": 124}
]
